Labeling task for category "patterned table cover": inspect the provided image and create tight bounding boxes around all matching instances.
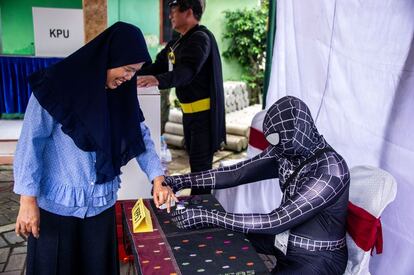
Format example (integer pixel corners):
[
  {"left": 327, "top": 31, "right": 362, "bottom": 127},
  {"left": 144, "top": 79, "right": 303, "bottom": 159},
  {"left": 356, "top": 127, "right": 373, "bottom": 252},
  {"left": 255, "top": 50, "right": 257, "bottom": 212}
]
[{"left": 121, "top": 195, "right": 269, "bottom": 275}]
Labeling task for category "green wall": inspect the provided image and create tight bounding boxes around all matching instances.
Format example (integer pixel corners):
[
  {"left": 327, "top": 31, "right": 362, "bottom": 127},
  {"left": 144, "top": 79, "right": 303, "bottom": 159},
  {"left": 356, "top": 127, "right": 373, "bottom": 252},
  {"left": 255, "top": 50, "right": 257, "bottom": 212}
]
[
  {"left": 108, "top": 0, "right": 161, "bottom": 58},
  {"left": 0, "top": 0, "right": 82, "bottom": 55},
  {"left": 107, "top": 0, "right": 258, "bottom": 81},
  {"left": 0, "top": 5, "right": 3, "bottom": 53},
  {"left": 203, "top": 0, "right": 257, "bottom": 80},
  {"left": 0, "top": 0, "right": 258, "bottom": 80}
]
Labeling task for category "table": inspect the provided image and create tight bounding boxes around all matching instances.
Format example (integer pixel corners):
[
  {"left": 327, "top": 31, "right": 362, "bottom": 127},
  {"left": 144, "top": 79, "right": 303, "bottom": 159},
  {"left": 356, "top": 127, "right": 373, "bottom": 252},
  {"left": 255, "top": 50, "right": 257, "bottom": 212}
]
[{"left": 120, "top": 195, "right": 270, "bottom": 275}]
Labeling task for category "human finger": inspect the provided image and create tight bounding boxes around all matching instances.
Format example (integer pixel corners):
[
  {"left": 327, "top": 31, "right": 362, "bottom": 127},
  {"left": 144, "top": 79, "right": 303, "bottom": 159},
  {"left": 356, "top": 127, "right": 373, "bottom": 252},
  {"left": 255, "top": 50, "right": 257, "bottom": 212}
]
[
  {"left": 158, "top": 191, "right": 165, "bottom": 207},
  {"left": 166, "top": 193, "right": 171, "bottom": 213},
  {"left": 15, "top": 222, "right": 22, "bottom": 237},
  {"left": 153, "top": 190, "right": 160, "bottom": 208},
  {"left": 137, "top": 77, "right": 147, "bottom": 87},
  {"left": 25, "top": 222, "right": 33, "bottom": 236},
  {"left": 170, "top": 190, "right": 179, "bottom": 202},
  {"left": 31, "top": 224, "right": 40, "bottom": 239},
  {"left": 19, "top": 222, "right": 28, "bottom": 238}
]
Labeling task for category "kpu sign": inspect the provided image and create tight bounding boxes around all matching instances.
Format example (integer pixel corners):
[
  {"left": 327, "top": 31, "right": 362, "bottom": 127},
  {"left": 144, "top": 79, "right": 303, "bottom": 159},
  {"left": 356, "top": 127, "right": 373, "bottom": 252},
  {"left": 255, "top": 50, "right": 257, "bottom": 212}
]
[
  {"left": 32, "top": 7, "right": 84, "bottom": 57},
  {"left": 49, "top": 29, "right": 70, "bottom": 38}
]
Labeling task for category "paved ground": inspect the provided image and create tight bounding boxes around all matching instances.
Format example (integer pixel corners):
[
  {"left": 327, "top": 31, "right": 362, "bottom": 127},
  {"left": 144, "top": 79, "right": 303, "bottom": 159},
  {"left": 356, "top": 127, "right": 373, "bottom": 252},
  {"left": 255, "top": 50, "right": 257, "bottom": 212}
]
[
  {"left": 0, "top": 164, "right": 26, "bottom": 275},
  {"left": 0, "top": 148, "right": 276, "bottom": 274}
]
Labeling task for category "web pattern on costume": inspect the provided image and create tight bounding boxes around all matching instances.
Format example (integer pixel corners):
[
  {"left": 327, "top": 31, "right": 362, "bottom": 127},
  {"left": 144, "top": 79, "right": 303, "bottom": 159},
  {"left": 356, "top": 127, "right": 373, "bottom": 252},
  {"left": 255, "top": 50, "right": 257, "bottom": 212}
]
[
  {"left": 288, "top": 233, "right": 347, "bottom": 252},
  {"left": 164, "top": 147, "right": 279, "bottom": 193},
  {"left": 168, "top": 96, "right": 350, "bottom": 251},
  {"left": 262, "top": 96, "right": 326, "bottom": 158},
  {"left": 171, "top": 157, "right": 348, "bottom": 233}
]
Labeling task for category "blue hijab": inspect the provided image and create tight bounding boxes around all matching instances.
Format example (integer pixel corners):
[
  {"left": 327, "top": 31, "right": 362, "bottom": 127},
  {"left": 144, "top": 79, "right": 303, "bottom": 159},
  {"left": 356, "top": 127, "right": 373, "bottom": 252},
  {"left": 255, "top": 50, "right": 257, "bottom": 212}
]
[{"left": 28, "top": 22, "right": 152, "bottom": 184}]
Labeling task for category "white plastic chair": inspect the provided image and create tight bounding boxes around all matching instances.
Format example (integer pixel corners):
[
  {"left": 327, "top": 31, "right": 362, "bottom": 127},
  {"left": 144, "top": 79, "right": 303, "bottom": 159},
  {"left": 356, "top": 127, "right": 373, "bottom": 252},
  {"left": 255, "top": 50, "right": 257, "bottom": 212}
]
[
  {"left": 213, "top": 110, "right": 282, "bottom": 214},
  {"left": 344, "top": 165, "right": 397, "bottom": 275}
]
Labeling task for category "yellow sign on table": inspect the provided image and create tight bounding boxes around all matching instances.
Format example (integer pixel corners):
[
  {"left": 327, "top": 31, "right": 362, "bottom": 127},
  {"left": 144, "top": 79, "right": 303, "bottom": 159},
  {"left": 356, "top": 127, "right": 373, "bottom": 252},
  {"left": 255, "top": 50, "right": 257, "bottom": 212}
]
[{"left": 132, "top": 198, "right": 153, "bottom": 233}]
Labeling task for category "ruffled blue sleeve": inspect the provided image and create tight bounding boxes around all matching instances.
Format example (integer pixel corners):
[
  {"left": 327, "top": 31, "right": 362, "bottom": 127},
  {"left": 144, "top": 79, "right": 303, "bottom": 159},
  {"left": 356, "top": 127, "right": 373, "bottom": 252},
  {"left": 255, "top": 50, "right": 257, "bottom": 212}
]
[
  {"left": 13, "top": 95, "right": 56, "bottom": 196},
  {"left": 135, "top": 122, "right": 164, "bottom": 182}
]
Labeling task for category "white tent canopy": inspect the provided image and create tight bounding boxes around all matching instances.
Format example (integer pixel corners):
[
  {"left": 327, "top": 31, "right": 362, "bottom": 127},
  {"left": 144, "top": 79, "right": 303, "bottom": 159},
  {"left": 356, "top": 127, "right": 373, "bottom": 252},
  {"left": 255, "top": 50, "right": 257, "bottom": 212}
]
[{"left": 266, "top": 0, "right": 414, "bottom": 273}]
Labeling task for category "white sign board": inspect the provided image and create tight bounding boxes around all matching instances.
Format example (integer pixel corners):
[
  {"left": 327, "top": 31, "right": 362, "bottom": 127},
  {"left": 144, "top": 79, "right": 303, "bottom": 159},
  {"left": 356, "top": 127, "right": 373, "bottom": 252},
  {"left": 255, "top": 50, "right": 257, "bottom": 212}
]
[{"left": 32, "top": 7, "right": 84, "bottom": 57}]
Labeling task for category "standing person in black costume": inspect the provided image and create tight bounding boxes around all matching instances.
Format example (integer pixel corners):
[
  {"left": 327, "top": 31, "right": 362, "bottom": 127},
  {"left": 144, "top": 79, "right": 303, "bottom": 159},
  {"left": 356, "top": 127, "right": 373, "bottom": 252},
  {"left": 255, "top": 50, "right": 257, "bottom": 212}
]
[
  {"left": 137, "top": 0, "right": 226, "bottom": 195},
  {"left": 164, "top": 96, "right": 350, "bottom": 274}
]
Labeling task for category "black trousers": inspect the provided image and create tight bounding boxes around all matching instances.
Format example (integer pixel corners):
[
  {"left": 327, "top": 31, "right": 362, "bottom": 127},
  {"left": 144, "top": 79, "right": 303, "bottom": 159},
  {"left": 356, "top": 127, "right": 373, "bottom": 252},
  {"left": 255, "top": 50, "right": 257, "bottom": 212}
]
[
  {"left": 27, "top": 206, "right": 119, "bottom": 275},
  {"left": 160, "top": 88, "right": 171, "bottom": 134},
  {"left": 246, "top": 233, "right": 347, "bottom": 275},
  {"left": 182, "top": 110, "right": 213, "bottom": 195}
]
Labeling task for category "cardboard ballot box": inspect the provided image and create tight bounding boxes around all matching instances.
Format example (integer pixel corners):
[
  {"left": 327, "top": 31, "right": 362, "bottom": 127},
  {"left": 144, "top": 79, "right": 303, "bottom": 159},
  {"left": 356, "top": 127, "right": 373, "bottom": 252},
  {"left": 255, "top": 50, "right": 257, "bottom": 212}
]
[{"left": 118, "top": 86, "right": 160, "bottom": 200}]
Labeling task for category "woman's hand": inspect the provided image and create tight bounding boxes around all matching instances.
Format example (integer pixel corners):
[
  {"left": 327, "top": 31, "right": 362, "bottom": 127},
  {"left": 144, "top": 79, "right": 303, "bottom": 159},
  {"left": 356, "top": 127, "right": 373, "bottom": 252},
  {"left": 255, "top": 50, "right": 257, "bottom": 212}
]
[
  {"left": 15, "top": 195, "right": 40, "bottom": 238},
  {"left": 153, "top": 176, "right": 178, "bottom": 213}
]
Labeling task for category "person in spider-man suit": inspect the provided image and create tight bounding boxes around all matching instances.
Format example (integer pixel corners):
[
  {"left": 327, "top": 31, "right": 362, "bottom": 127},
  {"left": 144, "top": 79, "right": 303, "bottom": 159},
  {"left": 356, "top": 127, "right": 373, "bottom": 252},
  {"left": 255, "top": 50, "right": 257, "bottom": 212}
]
[{"left": 164, "top": 96, "right": 350, "bottom": 274}]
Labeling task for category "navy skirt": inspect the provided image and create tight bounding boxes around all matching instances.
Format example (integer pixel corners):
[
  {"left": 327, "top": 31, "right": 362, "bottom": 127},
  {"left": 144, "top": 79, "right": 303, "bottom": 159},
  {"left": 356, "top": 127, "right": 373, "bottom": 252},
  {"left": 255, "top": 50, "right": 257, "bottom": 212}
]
[{"left": 27, "top": 206, "right": 119, "bottom": 275}]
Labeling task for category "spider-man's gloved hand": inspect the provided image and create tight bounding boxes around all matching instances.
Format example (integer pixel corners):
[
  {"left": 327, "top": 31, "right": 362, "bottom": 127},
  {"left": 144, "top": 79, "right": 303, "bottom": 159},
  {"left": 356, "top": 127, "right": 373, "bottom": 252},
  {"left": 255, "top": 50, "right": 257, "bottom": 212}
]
[
  {"left": 171, "top": 208, "right": 215, "bottom": 230},
  {"left": 163, "top": 175, "right": 184, "bottom": 193}
]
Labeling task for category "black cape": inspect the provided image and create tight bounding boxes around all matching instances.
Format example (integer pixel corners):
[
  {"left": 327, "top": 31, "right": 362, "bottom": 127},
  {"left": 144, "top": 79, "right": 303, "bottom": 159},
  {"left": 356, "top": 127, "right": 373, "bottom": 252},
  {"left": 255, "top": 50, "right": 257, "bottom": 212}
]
[
  {"left": 140, "top": 24, "right": 226, "bottom": 153},
  {"left": 28, "top": 22, "right": 152, "bottom": 184},
  {"left": 200, "top": 26, "right": 226, "bottom": 153}
]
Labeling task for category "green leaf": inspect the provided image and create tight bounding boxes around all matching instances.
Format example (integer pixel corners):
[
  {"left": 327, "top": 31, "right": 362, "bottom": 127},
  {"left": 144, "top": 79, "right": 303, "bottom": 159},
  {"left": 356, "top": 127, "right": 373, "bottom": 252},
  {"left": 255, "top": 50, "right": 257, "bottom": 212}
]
[{"left": 222, "top": 1, "right": 269, "bottom": 103}]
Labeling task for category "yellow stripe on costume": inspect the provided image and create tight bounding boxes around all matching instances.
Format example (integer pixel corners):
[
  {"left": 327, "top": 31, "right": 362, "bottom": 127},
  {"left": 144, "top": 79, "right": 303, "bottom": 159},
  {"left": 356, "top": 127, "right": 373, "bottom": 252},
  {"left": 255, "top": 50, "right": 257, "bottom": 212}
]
[{"left": 180, "top": 98, "right": 211, "bottom": 114}]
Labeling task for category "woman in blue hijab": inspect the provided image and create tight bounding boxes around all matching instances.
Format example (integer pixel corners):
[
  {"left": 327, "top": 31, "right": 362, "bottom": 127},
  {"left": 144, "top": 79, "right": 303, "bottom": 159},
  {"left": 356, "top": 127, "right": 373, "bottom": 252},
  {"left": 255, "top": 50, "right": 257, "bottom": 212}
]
[{"left": 13, "top": 22, "right": 175, "bottom": 274}]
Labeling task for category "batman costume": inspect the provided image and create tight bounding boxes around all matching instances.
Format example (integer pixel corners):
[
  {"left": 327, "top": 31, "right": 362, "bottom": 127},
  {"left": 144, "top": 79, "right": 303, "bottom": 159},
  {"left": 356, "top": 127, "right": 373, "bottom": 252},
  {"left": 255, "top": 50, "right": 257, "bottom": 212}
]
[{"left": 138, "top": 24, "right": 226, "bottom": 194}]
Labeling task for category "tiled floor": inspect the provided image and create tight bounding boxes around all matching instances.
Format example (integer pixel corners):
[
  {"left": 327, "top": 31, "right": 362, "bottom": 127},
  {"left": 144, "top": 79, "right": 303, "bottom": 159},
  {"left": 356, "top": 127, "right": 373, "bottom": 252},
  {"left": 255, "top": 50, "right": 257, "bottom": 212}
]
[{"left": 0, "top": 164, "right": 26, "bottom": 275}]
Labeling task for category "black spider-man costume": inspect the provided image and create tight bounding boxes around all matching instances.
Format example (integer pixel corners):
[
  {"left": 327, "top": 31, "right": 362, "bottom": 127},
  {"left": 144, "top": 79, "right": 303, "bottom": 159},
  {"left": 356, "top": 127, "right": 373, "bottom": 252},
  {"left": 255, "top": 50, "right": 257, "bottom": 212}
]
[{"left": 164, "top": 96, "right": 350, "bottom": 274}]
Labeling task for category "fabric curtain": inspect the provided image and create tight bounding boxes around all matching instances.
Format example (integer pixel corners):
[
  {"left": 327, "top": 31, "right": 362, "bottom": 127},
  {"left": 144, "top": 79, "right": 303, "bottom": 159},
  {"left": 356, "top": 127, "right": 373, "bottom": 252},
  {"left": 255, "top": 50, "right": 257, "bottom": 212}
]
[
  {"left": 0, "top": 56, "right": 61, "bottom": 114},
  {"left": 265, "top": 0, "right": 414, "bottom": 274},
  {"left": 262, "top": 0, "right": 277, "bottom": 108}
]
